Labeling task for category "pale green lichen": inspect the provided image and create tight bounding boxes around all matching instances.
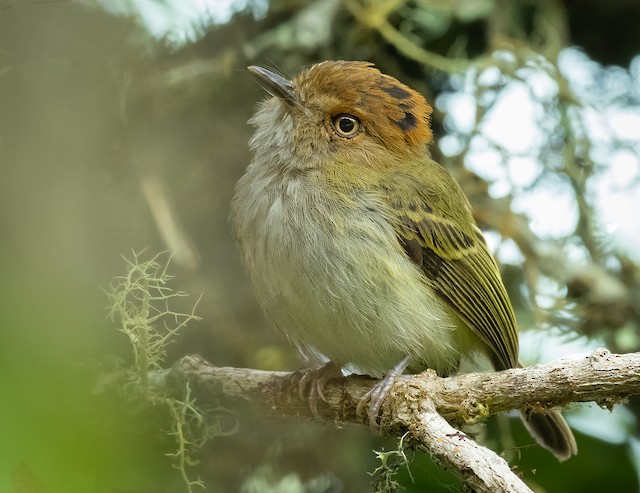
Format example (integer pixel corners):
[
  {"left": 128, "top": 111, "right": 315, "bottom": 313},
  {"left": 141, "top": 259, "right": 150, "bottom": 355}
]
[
  {"left": 460, "top": 398, "right": 491, "bottom": 425},
  {"left": 370, "top": 433, "right": 414, "bottom": 493},
  {"left": 106, "top": 251, "right": 210, "bottom": 493},
  {"left": 106, "top": 251, "right": 201, "bottom": 393}
]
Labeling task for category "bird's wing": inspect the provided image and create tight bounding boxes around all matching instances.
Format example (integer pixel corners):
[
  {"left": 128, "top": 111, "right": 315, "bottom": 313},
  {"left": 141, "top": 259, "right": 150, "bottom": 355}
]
[{"left": 392, "top": 194, "right": 519, "bottom": 370}]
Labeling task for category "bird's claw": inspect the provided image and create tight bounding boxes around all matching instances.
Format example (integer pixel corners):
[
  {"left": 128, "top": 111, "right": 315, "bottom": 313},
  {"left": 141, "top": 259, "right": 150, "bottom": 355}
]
[
  {"left": 356, "top": 356, "right": 411, "bottom": 433},
  {"left": 293, "top": 362, "right": 343, "bottom": 418}
]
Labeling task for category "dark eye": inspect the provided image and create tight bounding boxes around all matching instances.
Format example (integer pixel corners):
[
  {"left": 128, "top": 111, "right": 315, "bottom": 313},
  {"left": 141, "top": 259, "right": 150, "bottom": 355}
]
[{"left": 331, "top": 114, "right": 361, "bottom": 138}]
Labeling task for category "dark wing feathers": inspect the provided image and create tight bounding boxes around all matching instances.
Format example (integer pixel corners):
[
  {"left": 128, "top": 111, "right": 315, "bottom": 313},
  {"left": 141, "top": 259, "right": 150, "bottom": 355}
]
[{"left": 395, "top": 208, "right": 519, "bottom": 371}]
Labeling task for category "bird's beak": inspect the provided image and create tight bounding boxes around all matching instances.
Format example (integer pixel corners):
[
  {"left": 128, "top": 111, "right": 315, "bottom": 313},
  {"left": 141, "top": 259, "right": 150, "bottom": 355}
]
[{"left": 248, "top": 65, "right": 298, "bottom": 106}]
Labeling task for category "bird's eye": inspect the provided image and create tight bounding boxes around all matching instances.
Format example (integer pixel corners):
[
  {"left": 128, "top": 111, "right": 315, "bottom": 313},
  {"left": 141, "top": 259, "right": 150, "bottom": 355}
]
[{"left": 331, "top": 114, "right": 361, "bottom": 138}]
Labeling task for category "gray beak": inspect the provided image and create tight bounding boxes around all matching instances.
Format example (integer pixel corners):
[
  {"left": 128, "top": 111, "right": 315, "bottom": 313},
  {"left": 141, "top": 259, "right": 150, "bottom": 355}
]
[{"left": 248, "top": 65, "right": 298, "bottom": 105}]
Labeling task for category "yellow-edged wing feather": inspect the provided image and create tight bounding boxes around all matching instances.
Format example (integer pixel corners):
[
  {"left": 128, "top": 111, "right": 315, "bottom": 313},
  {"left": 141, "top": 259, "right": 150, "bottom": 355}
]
[{"left": 388, "top": 165, "right": 519, "bottom": 370}]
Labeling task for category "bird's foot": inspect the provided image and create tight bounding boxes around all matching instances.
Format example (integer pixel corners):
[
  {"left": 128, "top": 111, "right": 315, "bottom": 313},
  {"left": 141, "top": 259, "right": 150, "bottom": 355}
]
[
  {"left": 293, "top": 362, "right": 344, "bottom": 418},
  {"left": 356, "top": 356, "right": 411, "bottom": 433}
]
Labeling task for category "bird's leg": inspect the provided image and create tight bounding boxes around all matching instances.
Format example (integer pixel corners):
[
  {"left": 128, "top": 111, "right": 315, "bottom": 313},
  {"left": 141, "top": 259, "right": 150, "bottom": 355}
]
[
  {"left": 356, "top": 355, "right": 411, "bottom": 432},
  {"left": 294, "top": 361, "right": 344, "bottom": 418}
]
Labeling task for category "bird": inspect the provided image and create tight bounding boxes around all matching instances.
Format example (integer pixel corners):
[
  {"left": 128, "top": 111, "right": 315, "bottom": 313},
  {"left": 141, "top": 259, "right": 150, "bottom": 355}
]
[{"left": 231, "top": 60, "right": 577, "bottom": 461}]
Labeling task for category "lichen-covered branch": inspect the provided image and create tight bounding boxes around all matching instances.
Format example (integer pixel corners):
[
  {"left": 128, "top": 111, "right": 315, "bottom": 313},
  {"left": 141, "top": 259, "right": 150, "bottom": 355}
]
[
  {"left": 396, "top": 398, "right": 532, "bottom": 493},
  {"left": 163, "top": 348, "right": 640, "bottom": 492},
  {"left": 167, "top": 347, "right": 639, "bottom": 426}
]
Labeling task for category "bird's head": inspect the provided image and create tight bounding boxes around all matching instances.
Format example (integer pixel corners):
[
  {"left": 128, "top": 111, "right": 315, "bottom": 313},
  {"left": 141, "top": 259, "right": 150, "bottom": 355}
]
[{"left": 247, "top": 61, "right": 433, "bottom": 173}]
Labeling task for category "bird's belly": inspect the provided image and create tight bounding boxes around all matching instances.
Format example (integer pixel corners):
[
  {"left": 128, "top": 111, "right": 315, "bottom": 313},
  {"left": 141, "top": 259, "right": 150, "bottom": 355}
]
[{"left": 243, "top": 194, "right": 461, "bottom": 377}]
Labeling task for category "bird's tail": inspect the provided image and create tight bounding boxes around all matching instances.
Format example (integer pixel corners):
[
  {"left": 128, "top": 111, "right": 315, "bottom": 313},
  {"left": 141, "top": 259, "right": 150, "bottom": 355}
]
[{"left": 519, "top": 409, "right": 577, "bottom": 461}]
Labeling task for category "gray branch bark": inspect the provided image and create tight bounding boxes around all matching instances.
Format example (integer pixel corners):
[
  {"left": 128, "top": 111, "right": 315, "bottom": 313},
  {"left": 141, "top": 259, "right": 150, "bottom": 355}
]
[{"left": 164, "top": 348, "right": 640, "bottom": 492}]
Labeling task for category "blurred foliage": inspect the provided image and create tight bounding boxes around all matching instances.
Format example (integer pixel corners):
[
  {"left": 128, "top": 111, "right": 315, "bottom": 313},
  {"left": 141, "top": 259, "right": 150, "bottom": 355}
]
[{"left": 1, "top": 0, "right": 639, "bottom": 492}]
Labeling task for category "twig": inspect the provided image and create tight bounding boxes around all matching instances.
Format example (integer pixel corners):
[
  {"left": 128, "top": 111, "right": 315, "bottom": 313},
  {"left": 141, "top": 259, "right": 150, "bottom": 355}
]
[{"left": 343, "top": 0, "right": 479, "bottom": 73}]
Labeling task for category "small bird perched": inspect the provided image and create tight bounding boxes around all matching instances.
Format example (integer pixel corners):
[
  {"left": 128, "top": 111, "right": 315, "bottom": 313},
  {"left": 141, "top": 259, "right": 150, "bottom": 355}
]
[{"left": 232, "top": 60, "right": 577, "bottom": 461}]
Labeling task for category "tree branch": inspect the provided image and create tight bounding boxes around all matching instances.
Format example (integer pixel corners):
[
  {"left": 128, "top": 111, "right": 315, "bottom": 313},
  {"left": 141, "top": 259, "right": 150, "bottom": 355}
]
[
  {"left": 343, "top": 0, "right": 479, "bottom": 73},
  {"left": 164, "top": 348, "right": 640, "bottom": 492}
]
